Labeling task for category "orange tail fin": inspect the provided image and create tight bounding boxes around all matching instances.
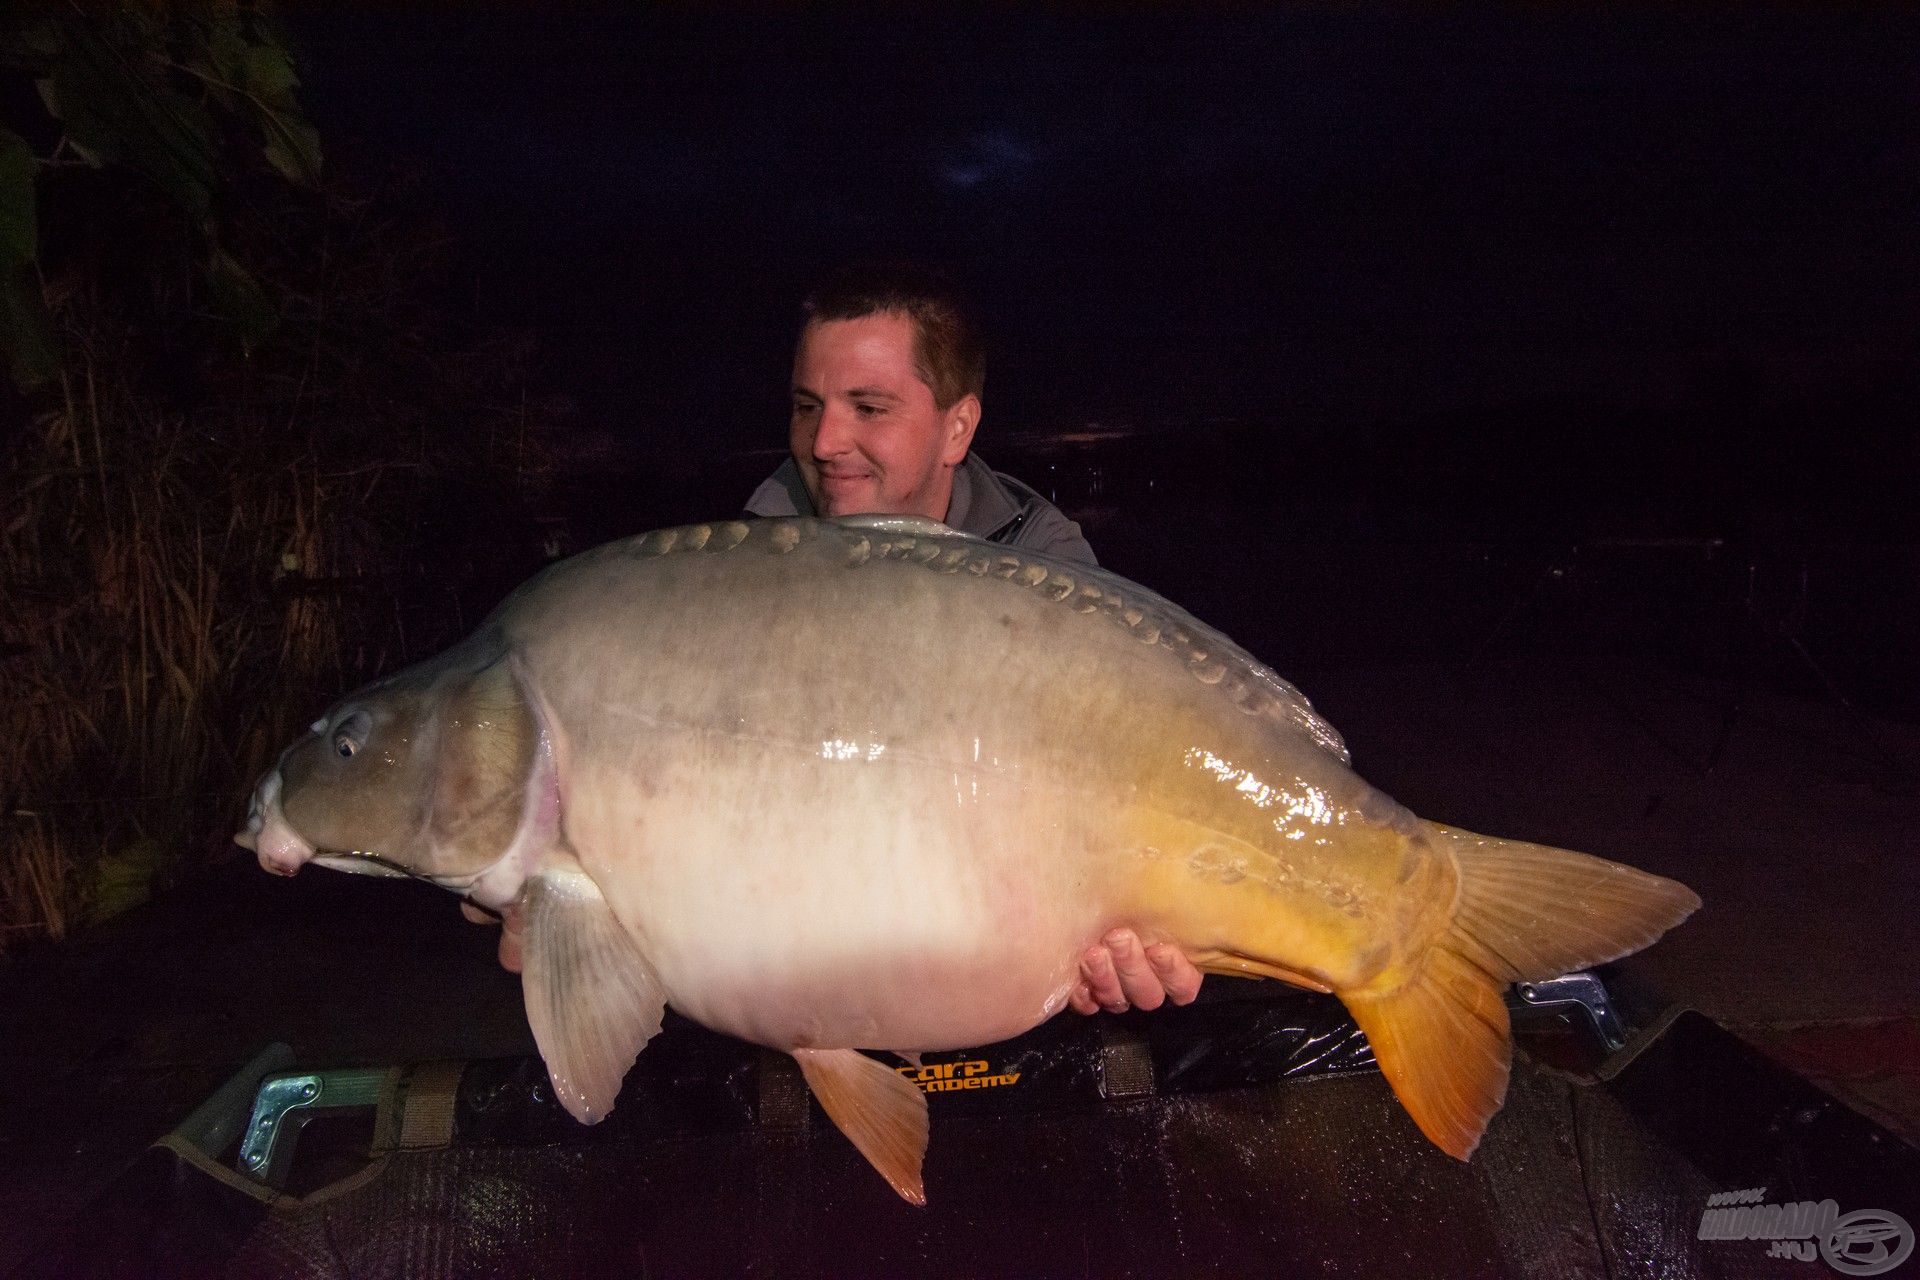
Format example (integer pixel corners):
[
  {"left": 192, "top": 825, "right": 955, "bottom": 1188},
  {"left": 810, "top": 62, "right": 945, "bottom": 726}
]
[{"left": 1345, "top": 823, "right": 1700, "bottom": 1158}]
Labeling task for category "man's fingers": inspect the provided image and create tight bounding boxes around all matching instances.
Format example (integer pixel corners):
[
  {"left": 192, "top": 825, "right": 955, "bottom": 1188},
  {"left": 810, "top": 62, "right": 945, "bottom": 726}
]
[
  {"left": 1079, "top": 946, "right": 1127, "bottom": 1012},
  {"left": 1147, "top": 943, "right": 1204, "bottom": 1006},
  {"left": 497, "top": 902, "right": 525, "bottom": 973},
  {"left": 1073, "top": 934, "right": 1209, "bottom": 1016},
  {"left": 1104, "top": 929, "right": 1166, "bottom": 1012},
  {"left": 464, "top": 899, "right": 526, "bottom": 972}
]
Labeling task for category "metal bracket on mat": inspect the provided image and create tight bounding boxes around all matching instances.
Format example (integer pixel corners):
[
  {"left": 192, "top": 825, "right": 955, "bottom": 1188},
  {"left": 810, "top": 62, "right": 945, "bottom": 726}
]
[
  {"left": 1509, "top": 971, "right": 1628, "bottom": 1054},
  {"left": 236, "top": 1067, "right": 387, "bottom": 1189}
]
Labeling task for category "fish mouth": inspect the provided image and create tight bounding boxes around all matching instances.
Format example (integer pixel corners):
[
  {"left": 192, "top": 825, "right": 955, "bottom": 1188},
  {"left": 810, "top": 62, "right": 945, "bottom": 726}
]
[
  {"left": 235, "top": 773, "right": 458, "bottom": 889},
  {"left": 234, "top": 771, "right": 314, "bottom": 877},
  {"left": 311, "top": 850, "right": 426, "bottom": 881}
]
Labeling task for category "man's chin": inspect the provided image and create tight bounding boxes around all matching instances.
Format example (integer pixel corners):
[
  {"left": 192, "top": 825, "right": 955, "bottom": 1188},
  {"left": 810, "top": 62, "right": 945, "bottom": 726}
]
[{"left": 818, "top": 485, "right": 883, "bottom": 518}]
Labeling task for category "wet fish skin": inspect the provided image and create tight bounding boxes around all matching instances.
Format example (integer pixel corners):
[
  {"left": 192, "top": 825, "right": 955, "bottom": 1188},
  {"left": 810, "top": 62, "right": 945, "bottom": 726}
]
[{"left": 238, "top": 515, "right": 1699, "bottom": 1203}]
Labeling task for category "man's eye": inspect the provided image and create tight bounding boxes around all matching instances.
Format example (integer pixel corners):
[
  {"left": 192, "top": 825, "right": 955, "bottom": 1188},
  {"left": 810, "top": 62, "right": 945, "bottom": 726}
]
[
  {"left": 793, "top": 400, "right": 819, "bottom": 416},
  {"left": 855, "top": 403, "right": 884, "bottom": 418}
]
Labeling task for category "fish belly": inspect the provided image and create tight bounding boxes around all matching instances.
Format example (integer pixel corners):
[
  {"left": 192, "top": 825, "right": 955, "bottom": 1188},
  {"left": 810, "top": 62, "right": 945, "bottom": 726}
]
[{"left": 569, "top": 735, "right": 1112, "bottom": 1053}]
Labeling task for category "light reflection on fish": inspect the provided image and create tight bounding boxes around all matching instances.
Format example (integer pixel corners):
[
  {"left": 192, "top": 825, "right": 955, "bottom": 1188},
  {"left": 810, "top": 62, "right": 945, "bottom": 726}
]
[{"left": 237, "top": 515, "right": 1699, "bottom": 1204}]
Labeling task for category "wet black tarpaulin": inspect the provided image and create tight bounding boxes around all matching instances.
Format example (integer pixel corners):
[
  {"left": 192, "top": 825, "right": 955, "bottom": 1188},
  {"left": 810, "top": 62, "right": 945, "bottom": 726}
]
[{"left": 17, "top": 994, "right": 1919, "bottom": 1279}]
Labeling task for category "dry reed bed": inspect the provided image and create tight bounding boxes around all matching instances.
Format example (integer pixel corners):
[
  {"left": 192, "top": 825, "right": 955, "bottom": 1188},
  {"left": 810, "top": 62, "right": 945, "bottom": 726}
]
[
  {"left": 3, "top": 366, "right": 370, "bottom": 945},
  {"left": 1, "top": 185, "right": 552, "bottom": 951}
]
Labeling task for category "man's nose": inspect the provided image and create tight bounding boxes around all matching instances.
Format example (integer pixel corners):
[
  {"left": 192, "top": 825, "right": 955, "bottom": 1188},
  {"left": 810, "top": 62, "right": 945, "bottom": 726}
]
[{"left": 813, "top": 403, "right": 857, "bottom": 458}]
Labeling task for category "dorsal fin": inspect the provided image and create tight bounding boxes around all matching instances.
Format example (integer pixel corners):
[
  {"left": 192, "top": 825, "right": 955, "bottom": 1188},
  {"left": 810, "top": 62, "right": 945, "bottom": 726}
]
[{"left": 829, "top": 514, "right": 965, "bottom": 539}]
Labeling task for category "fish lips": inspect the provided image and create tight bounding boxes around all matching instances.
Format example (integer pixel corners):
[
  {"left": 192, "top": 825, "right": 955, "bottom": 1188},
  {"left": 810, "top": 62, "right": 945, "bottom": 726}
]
[{"left": 234, "top": 770, "right": 315, "bottom": 877}]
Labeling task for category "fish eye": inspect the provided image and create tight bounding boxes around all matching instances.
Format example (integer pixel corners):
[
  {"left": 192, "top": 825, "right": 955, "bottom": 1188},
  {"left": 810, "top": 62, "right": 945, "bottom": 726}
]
[{"left": 331, "top": 710, "right": 371, "bottom": 761}]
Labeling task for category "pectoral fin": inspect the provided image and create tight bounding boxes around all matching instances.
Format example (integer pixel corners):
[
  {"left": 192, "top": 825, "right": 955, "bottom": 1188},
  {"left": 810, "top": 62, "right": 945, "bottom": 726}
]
[
  {"left": 520, "top": 858, "right": 665, "bottom": 1125},
  {"left": 793, "top": 1048, "right": 931, "bottom": 1206}
]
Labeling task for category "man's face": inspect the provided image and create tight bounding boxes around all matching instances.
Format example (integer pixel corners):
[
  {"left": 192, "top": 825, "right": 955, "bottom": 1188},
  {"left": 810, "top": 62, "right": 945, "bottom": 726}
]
[{"left": 790, "top": 313, "right": 979, "bottom": 520}]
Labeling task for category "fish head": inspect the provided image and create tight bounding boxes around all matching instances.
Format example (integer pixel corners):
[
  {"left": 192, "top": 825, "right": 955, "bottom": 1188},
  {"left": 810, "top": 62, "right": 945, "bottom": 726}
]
[{"left": 236, "top": 640, "right": 544, "bottom": 894}]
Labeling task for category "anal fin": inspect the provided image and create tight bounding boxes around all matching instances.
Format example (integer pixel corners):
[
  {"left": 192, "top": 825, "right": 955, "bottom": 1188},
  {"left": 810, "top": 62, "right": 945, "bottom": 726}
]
[
  {"left": 1194, "top": 952, "right": 1334, "bottom": 993},
  {"left": 520, "top": 856, "right": 666, "bottom": 1125},
  {"left": 1344, "top": 945, "right": 1511, "bottom": 1159},
  {"left": 793, "top": 1048, "right": 931, "bottom": 1206}
]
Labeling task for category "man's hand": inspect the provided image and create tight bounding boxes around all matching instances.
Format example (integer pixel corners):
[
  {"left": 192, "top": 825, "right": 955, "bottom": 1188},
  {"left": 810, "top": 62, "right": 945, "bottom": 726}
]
[
  {"left": 1070, "top": 929, "right": 1203, "bottom": 1014},
  {"left": 461, "top": 900, "right": 524, "bottom": 973}
]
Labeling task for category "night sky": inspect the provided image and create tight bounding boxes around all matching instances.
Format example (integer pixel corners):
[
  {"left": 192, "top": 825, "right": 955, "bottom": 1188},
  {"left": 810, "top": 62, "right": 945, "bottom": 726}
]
[{"left": 281, "top": 5, "right": 1919, "bottom": 549}]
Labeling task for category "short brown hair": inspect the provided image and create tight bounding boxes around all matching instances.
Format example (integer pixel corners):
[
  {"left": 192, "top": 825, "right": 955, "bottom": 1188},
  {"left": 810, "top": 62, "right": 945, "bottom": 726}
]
[{"left": 800, "top": 263, "right": 985, "bottom": 409}]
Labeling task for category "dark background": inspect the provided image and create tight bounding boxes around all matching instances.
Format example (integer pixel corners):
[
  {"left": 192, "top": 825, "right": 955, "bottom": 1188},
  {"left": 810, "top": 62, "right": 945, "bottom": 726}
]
[
  {"left": 281, "top": 3, "right": 1919, "bottom": 713},
  {"left": 5, "top": 13, "right": 1919, "bottom": 1269}
]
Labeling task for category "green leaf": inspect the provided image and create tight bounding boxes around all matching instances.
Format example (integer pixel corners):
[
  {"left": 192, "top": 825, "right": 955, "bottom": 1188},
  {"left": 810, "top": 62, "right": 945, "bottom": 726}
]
[
  {"left": 121, "top": 83, "right": 222, "bottom": 220},
  {"left": 86, "top": 838, "right": 168, "bottom": 926},
  {"left": 261, "top": 116, "right": 321, "bottom": 187},
  {"left": 0, "top": 263, "right": 60, "bottom": 390},
  {"left": 205, "top": 246, "right": 277, "bottom": 347},
  {"left": 240, "top": 34, "right": 321, "bottom": 186},
  {"left": 185, "top": 54, "right": 238, "bottom": 112},
  {"left": 243, "top": 42, "right": 301, "bottom": 99},
  {"left": 45, "top": 27, "right": 219, "bottom": 218},
  {"left": 37, "top": 71, "right": 118, "bottom": 168},
  {"left": 204, "top": 22, "right": 250, "bottom": 85},
  {"left": 0, "top": 127, "right": 36, "bottom": 266},
  {"left": 5, "top": 19, "right": 65, "bottom": 68}
]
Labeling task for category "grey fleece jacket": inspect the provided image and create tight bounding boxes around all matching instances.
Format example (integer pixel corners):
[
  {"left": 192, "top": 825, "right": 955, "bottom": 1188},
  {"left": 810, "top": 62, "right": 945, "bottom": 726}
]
[{"left": 743, "top": 453, "right": 1097, "bottom": 566}]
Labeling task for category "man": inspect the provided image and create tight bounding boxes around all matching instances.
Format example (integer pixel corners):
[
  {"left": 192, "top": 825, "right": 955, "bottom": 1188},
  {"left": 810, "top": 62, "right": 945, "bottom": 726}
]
[
  {"left": 471, "top": 268, "right": 1203, "bottom": 1018},
  {"left": 750, "top": 266, "right": 1203, "bottom": 1016},
  {"left": 744, "top": 267, "right": 1095, "bottom": 563}
]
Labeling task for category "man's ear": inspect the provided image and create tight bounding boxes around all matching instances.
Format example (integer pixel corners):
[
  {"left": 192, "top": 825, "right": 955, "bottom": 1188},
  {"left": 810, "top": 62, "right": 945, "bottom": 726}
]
[{"left": 940, "top": 394, "right": 981, "bottom": 465}]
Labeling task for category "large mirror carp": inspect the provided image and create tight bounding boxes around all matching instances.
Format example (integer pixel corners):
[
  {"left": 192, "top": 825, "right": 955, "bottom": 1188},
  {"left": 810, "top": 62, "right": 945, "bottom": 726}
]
[{"left": 238, "top": 515, "right": 1699, "bottom": 1204}]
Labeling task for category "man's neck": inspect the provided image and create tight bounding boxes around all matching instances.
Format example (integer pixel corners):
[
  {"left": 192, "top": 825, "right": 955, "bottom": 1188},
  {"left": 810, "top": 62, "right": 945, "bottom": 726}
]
[{"left": 930, "top": 462, "right": 965, "bottom": 527}]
